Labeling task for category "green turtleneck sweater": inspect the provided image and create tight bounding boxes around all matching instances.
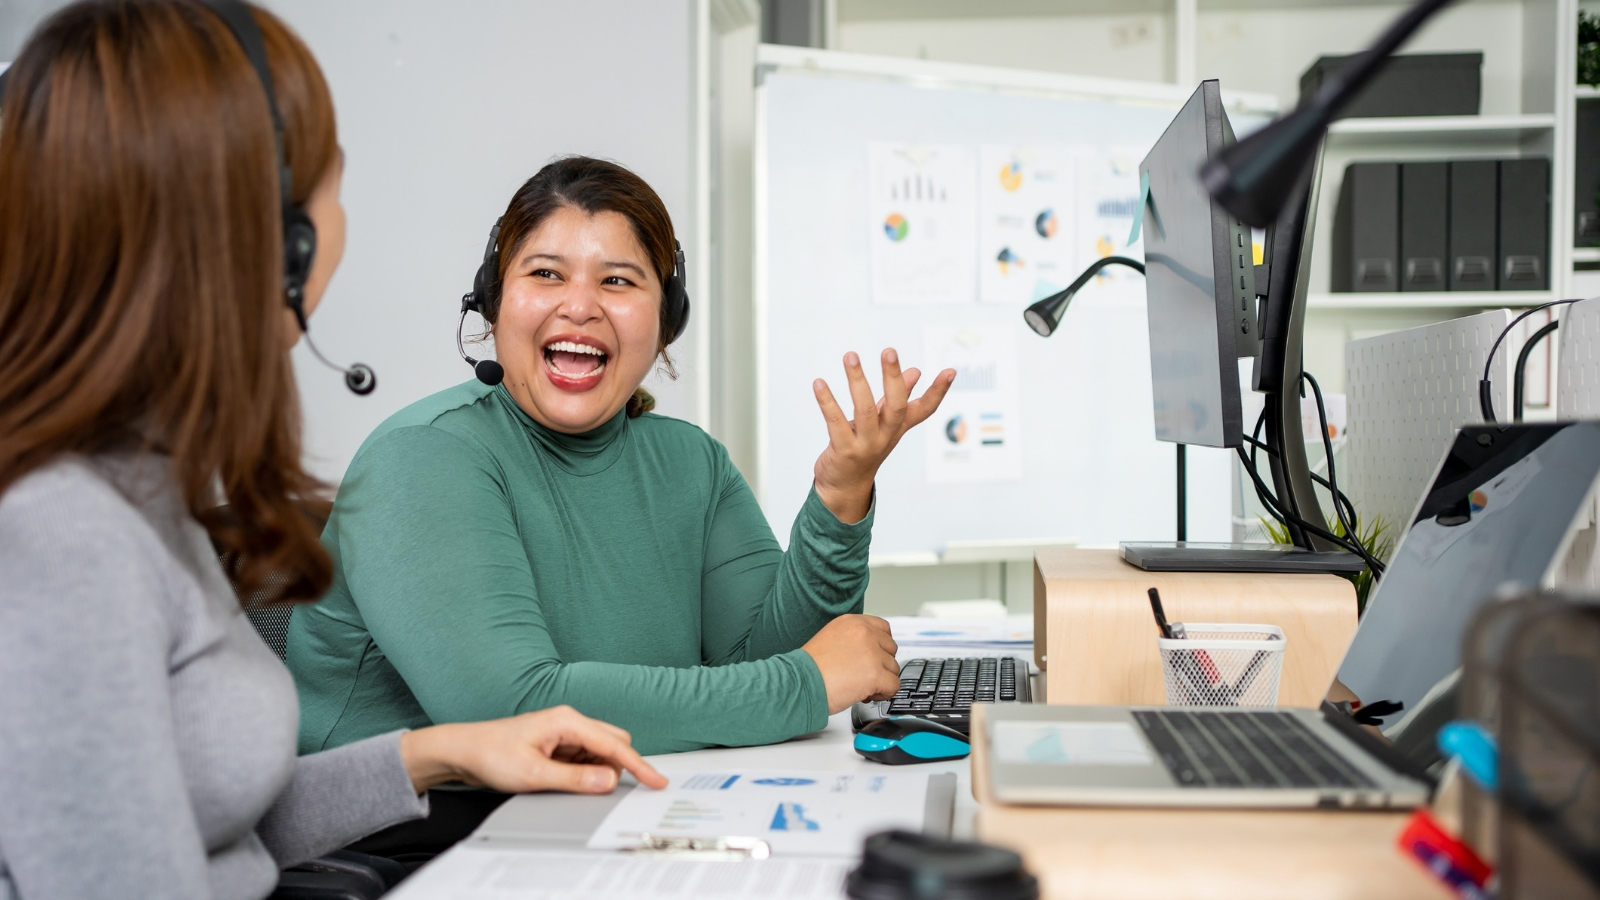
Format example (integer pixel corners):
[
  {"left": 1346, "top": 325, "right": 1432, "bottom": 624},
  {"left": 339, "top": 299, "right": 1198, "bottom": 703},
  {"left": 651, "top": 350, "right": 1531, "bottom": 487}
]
[{"left": 286, "top": 382, "right": 872, "bottom": 756}]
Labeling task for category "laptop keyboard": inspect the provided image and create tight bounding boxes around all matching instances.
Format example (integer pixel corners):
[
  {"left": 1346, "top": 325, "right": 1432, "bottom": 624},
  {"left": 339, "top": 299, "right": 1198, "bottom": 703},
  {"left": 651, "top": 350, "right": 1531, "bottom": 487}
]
[{"left": 1132, "top": 709, "right": 1376, "bottom": 789}]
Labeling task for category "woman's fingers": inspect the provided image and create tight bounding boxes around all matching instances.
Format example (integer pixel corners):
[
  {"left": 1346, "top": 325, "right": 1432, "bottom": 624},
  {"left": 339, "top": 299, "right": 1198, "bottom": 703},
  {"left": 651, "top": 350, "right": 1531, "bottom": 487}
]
[
  {"left": 812, "top": 379, "right": 855, "bottom": 446},
  {"left": 904, "top": 368, "right": 958, "bottom": 428},
  {"left": 539, "top": 760, "right": 625, "bottom": 794},
  {"left": 841, "top": 353, "right": 880, "bottom": 442},
  {"left": 556, "top": 717, "right": 669, "bottom": 790},
  {"left": 879, "top": 349, "right": 909, "bottom": 431}
]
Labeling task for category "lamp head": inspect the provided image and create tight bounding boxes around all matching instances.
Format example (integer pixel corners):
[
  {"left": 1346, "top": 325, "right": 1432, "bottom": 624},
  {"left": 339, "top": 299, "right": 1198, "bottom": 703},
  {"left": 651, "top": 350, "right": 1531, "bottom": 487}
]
[
  {"left": 1023, "top": 286, "right": 1076, "bottom": 337},
  {"left": 1199, "top": 0, "right": 1457, "bottom": 226},
  {"left": 1200, "top": 104, "right": 1328, "bottom": 228}
]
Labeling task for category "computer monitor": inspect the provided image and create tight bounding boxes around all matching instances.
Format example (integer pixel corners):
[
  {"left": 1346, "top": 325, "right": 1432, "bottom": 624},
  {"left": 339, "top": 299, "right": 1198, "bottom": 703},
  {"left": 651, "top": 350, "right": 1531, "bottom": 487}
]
[
  {"left": 1121, "top": 80, "right": 1351, "bottom": 571},
  {"left": 1140, "top": 79, "right": 1259, "bottom": 449}
]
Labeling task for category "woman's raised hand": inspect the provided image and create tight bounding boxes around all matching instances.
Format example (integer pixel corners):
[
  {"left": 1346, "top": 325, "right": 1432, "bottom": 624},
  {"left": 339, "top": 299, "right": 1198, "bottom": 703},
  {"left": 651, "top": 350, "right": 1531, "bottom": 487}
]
[
  {"left": 400, "top": 706, "right": 668, "bottom": 795},
  {"left": 812, "top": 349, "right": 956, "bottom": 523}
]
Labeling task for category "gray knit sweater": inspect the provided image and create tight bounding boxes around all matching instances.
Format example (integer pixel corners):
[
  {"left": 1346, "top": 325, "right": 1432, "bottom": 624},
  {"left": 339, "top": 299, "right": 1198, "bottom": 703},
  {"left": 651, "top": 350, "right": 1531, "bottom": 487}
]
[{"left": 0, "top": 454, "right": 428, "bottom": 900}]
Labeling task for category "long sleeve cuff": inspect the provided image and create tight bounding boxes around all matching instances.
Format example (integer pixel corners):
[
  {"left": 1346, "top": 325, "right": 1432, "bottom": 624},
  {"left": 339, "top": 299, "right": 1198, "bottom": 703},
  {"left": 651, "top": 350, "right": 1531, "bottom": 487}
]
[
  {"left": 257, "top": 730, "right": 429, "bottom": 867},
  {"left": 797, "top": 484, "right": 875, "bottom": 540},
  {"left": 779, "top": 646, "right": 833, "bottom": 734}
]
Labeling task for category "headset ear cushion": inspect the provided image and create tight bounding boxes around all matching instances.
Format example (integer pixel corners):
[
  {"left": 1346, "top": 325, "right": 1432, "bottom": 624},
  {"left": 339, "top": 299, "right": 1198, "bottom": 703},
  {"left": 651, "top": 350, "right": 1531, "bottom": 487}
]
[
  {"left": 283, "top": 206, "right": 317, "bottom": 302},
  {"left": 663, "top": 277, "right": 690, "bottom": 344}
]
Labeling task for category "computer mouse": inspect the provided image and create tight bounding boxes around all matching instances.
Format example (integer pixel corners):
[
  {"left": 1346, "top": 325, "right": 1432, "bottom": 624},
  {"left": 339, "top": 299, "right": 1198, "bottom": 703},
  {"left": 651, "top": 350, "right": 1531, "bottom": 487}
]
[{"left": 853, "top": 716, "right": 971, "bottom": 765}]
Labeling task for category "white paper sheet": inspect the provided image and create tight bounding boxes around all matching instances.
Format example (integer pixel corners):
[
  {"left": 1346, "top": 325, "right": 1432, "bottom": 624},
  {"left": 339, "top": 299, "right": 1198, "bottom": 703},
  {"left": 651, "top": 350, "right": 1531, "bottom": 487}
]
[
  {"left": 977, "top": 144, "right": 1082, "bottom": 306},
  {"left": 387, "top": 846, "right": 851, "bottom": 899},
  {"left": 993, "top": 721, "right": 1154, "bottom": 766},
  {"left": 923, "top": 324, "right": 1022, "bottom": 484},
  {"left": 885, "top": 617, "right": 1032, "bottom": 647},
  {"left": 1071, "top": 148, "right": 1147, "bottom": 310},
  {"left": 867, "top": 143, "right": 976, "bottom": 306},
  {"left": 586, "top": 770, "right": 930, "bottom": 858}
]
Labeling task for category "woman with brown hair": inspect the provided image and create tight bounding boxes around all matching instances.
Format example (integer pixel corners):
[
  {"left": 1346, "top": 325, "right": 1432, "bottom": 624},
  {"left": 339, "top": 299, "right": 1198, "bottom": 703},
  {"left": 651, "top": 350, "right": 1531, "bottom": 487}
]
[
  {"left": 0, "top": 3, "right": 662, "bottom": 898},
  {"left": 286, "top": 156, "right": 957, "bottom": 758}
]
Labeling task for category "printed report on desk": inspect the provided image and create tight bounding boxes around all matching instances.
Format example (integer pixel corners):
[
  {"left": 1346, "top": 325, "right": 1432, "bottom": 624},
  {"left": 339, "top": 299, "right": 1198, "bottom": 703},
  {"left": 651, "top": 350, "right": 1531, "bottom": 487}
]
[{"left": 586, "top": 770, "right": 931, "bottom": 857}]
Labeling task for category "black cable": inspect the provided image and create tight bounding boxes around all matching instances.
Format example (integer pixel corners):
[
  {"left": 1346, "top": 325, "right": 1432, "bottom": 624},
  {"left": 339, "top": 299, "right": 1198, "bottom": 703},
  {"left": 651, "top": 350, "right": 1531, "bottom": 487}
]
[
  {"left": 1236, "top": 397, "right": 1385, "bottom": 575},
  {"left": 1303, "top": 371, "right": 1385, "bottom": 576},
  {"left": 1479, "top": 299, "right": 1581, "bottom": 423},
  {"left": 1513, "top": 318, "right": 1560, "bottom": 422},
  {"left": 1240, "top": 434, "right": 1359, "bottom": 527},
  {"left": 1235, "top": 444, "right": 1372, "bottom": 558}
]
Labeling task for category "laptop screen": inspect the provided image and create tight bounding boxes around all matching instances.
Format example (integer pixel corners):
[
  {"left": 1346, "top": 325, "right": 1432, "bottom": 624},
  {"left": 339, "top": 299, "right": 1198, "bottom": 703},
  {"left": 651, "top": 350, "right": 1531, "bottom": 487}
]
[{"left": 1334, "top": 421, "right": 1600, "bottom": 732}]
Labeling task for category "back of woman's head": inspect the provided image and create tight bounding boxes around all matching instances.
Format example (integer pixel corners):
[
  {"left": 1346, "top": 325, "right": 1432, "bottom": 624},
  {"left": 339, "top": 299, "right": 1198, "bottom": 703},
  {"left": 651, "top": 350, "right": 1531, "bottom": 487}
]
[
  {"left": 488, "top": 156, "right": 679, "bottom": 417},
  {"left": 0, "top": 0, "right": 339, "bottom": 602}
]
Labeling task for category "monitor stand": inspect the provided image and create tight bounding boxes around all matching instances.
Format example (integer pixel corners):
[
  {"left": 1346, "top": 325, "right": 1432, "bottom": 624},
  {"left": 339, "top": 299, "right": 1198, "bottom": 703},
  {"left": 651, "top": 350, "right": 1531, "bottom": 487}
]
[{"left": 1120, "top": 542, "right": 1365, "bottom": 575}]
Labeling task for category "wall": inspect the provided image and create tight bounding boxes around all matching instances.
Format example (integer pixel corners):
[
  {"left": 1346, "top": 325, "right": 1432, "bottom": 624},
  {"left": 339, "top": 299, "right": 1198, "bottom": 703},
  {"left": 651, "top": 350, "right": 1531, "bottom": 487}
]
[
  {"left": 1, "top": 0, "right": 702, "bottom": 485},
  {"left": 269, "top": 0, "right": 700, "bottom": 483}
]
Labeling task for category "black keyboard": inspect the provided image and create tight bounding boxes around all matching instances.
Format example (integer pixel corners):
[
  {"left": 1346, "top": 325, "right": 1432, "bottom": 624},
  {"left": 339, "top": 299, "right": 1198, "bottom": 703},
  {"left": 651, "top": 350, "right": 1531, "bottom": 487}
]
[
  {"left": 1132, "top": 709, "right": 1376, "bottom": 790},
  {"left": 851, "top": 657, "right": 1031, "bottom": 735}
]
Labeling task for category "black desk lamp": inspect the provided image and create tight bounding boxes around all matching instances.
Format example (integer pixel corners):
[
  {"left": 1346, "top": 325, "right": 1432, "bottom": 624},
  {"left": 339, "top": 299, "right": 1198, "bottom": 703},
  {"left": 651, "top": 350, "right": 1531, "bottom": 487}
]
[
  {"left": 1023, "top": 256, "right": 1145, "bottom": 337},
  {"left": 1201, "top": 0, "right": 1457, "bottom": 227}
]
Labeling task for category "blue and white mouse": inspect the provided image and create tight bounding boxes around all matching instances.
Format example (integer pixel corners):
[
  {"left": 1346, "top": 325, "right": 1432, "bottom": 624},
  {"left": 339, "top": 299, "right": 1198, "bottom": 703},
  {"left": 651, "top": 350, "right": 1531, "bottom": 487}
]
[{"left": 853, "top": 716, "right": 971, "bottom": 765}]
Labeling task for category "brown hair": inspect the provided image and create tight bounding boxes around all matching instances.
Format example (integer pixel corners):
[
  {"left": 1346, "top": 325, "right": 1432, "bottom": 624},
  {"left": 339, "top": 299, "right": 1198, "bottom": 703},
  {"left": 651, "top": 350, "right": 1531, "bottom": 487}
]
[
  {"left": 485, "top": 156, "right": 679, "bottom": 418},
  {"left": 0, "top": 0, "right": 339, "bottom": 603}
]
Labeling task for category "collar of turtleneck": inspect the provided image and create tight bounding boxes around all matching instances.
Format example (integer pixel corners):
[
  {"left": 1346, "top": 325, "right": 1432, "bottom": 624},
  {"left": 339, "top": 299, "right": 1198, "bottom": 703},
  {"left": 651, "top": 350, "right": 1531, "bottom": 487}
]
[{"left": 493, "top": 384, "right": 631, "bottom": 477}]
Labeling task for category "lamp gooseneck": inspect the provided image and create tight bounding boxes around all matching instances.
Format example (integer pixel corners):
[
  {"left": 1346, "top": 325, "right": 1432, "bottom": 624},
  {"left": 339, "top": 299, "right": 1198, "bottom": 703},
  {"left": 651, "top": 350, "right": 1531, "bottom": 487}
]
[{"left": 1022, "top": 255, "right": 1146, "bottom": 337}]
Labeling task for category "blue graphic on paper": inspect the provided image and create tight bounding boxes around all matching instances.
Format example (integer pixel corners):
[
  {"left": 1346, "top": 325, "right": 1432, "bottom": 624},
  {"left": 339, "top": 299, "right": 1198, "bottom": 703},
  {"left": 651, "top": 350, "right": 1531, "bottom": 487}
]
[
  {"left": 753, "top": 778, "right": 816, "bottom": 786},
  {"left": 769, "top": 802, "right": 821, "bottom": 831}
]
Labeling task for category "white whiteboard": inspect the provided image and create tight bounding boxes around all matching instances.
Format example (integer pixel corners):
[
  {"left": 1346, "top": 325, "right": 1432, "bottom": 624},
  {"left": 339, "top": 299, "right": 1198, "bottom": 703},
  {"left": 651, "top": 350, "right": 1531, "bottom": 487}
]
[{"left": 755, "top": 48, "right": 1275, "bottom": 558}]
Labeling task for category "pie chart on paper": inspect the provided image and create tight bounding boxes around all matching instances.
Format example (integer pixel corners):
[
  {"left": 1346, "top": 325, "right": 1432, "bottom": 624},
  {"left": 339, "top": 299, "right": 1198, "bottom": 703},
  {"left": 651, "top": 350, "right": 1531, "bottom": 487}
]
[
  {"left": 883, "top": 213, "right": 909, "bottom": 242},
  {"left": 998, "top": 161, "right": 1023, "bottom": 192}
]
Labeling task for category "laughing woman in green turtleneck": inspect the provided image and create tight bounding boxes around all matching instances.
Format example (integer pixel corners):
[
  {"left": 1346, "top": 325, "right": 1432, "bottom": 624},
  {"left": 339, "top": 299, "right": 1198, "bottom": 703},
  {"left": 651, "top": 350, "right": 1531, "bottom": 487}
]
[{"left": 287, "top": 156, "right": 955, "bottom": 757}]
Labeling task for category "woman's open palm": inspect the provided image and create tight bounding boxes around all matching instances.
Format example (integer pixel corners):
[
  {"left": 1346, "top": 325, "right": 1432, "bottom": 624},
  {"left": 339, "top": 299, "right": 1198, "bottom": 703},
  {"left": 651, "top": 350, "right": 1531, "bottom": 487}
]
[{"left": 811, "top": 349, "right": 955, "bottom": 523}]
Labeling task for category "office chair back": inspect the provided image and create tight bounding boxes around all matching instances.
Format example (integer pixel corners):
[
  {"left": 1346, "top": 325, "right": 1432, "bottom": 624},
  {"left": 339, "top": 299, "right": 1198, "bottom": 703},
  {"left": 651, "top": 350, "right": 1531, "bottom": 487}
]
[{"left": 211, "top": 498, "right": 331, "bottom": 661}]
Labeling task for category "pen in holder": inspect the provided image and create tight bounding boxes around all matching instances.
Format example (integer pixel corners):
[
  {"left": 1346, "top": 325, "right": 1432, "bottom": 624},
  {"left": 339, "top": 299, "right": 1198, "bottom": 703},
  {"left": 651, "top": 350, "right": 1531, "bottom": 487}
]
[{"left": 1157, "top": 624, "right": 1286, "bottom": 707}]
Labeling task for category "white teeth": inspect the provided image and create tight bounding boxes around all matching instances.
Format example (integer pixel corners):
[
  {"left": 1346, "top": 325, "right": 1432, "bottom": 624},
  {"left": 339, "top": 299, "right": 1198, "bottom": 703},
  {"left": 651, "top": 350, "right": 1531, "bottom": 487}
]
[
  {"left": 545, "top": 355, "right": 606, "bottom": 378},
  {"left": 544, "top": 340, "right": 605, "bottom": 356}
]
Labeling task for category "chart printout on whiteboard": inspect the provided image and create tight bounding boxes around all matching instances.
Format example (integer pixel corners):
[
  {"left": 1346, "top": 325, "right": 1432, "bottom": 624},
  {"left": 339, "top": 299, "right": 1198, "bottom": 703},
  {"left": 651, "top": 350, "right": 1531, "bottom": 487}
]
[
  {"left": 867, "top": 143, "right": 976, "bottom": 305},
  {"left": 1073, "top": 147, "right": 1147, "bottom": 309},
  {"left": 923, "top": 324, "right": 1022, "bottom": 484},
  {"left": 978, "top": 144, "right": 1082, "bottom": 306}
]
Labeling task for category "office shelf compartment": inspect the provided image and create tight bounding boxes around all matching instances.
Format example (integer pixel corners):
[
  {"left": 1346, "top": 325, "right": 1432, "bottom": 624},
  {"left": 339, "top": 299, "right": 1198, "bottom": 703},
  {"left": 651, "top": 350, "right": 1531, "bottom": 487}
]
[
  {"left": 1326, "top": 114, "right": 1558, "bottom": 148},
  {"left": 1309, "top": 291, "right": 1556, "bottom": 310}
]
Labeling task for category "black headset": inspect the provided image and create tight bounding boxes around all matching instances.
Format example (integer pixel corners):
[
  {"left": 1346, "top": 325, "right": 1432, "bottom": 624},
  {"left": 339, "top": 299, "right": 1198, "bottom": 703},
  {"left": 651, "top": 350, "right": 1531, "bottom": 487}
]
[
  {"left": 199, "top": 0, "right": 376, "bottom": 395},
  {"left": 456, "top": 217, "right": 691, "bottom": 386}
]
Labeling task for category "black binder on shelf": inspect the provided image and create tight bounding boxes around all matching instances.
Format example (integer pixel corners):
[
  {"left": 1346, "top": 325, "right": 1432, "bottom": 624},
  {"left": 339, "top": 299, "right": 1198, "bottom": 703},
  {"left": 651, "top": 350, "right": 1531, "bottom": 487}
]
[
  {"left": 1448, "top": 160, "right": 1498, "bottom": 291},
  {"left": 1399, "top": 162, "right": 1448, "bottom": 291},
  {"left": 1333, "top": 162, "right": 1399, "bottom": 292},
  {"left": 1498, "top": 158, "right": 1550, "bottom": 291},
  {"left": 1576, "top": 99, "right": 1600, "bottom": 247}
]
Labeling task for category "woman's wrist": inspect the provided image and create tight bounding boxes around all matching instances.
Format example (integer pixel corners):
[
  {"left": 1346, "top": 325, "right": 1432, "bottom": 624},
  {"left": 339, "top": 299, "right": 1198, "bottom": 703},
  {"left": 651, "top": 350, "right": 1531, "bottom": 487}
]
[
  {"left": 399, "top": 725, "right": 472, "bottom": 794},
  {"left": 814, "top": 480, "right": 873, "bottom": 525}
]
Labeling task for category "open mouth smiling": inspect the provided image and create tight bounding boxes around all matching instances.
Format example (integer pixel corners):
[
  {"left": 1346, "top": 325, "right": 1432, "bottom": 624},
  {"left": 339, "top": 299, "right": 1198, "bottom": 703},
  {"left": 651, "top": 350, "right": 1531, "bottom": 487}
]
[{"left": 542, "top": 336, "right": 610, "bottom": 390}]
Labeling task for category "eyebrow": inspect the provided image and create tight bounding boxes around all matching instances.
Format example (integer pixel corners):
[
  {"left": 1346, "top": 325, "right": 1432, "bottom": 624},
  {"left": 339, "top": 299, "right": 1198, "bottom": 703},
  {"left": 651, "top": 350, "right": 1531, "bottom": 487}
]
[{"left": 517, "top": 253, "right": 650, "bottom": 280}]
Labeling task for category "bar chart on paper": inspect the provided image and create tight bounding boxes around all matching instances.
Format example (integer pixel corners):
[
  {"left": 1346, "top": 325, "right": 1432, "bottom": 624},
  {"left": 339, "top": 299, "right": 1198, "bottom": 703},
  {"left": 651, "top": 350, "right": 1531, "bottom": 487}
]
[{"left": 586, "top": 770, "right": 931, "bottom": 857}]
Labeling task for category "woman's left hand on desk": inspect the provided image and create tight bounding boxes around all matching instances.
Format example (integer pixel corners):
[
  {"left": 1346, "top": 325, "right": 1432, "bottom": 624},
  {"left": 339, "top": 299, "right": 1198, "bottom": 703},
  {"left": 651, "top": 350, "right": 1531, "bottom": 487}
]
[{"left": 812, "top": 348, "right": 955, "bottom": 524}]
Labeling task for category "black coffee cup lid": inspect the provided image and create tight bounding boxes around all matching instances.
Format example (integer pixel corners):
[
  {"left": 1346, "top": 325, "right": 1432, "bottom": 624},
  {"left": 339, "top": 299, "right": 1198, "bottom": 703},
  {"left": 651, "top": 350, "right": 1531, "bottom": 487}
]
[{"left": 846, "top": 830, "right": 1039, "bottom": 900}]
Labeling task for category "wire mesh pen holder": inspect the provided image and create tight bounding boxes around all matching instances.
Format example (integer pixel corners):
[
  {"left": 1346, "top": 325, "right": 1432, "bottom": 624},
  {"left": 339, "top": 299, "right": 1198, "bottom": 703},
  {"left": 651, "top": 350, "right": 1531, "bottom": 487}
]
[{"left": 1158, "top": 624, "right": 1286, "bottom": 707}]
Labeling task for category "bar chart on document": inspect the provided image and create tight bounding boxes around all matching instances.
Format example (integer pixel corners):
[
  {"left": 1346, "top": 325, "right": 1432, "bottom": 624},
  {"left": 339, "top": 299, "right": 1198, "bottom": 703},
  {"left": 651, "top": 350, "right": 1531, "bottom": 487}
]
[
  {"left": 867, "top": 143, "right": 975, "bottom": 306},
  {"left": 587, "top": 770, "right": 931, "bottom": 857}
]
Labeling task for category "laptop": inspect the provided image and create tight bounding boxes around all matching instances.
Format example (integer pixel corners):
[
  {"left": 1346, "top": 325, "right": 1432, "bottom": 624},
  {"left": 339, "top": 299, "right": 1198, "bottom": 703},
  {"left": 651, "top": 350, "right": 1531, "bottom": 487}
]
[{"left": 983, "top": 421, "right": 1600, "bottom": 809}]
